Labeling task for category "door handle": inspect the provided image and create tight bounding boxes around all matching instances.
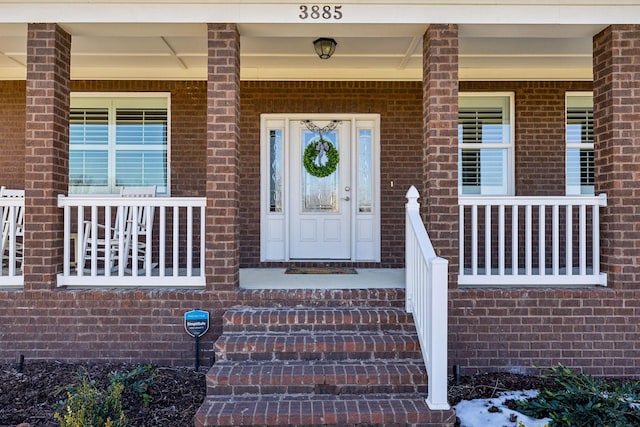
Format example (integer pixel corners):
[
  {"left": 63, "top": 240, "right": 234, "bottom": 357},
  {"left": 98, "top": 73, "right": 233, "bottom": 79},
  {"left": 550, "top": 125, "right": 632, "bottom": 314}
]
[{"left": 341, "top": 196, "right": 350, "bottom": 201}]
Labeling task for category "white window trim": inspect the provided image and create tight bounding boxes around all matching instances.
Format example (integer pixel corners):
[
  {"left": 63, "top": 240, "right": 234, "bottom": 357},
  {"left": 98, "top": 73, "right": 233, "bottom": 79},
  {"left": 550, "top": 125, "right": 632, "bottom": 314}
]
[
  {"left": 458, "top": 92, "right": 516, "bottom": 197},
  {"left": 70, "top": 92, "right": 171, "bottom": 196},
  {"left": 565, "top": 91, "right": 594, "bottom": 196}
]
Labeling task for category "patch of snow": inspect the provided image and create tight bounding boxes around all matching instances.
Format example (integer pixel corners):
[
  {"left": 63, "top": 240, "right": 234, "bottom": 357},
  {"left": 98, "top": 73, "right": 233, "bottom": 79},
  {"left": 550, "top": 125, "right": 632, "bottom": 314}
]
[{"left": 454, "top": 390, "right": 552, "bottom": 427}]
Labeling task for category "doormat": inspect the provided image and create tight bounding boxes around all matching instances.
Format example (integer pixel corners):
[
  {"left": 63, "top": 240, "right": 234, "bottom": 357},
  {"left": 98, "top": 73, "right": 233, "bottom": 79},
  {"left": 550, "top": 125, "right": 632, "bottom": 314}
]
[{"left": 285, "top": 266, "right": 358, "bottom": 275}]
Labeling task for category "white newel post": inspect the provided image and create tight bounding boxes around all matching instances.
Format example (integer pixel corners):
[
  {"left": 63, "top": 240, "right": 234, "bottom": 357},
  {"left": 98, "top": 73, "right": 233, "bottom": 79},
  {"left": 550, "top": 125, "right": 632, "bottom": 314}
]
[{"left": 405, "top": 185, "right": 419, "bottom": 313}]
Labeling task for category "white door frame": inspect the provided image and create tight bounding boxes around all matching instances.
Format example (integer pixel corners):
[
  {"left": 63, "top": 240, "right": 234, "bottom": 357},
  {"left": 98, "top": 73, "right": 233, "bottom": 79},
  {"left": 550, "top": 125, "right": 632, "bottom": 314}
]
[{"left": 260, "top": 113, "right": 380, "bottom": 262}]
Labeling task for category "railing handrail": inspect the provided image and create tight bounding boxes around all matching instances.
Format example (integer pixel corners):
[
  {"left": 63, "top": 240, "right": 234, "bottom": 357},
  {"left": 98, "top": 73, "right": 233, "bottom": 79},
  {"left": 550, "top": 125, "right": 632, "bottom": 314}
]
[
  {"left": 0, "top": 198, "right": 25, "bottom": 207},
  {"left": 405, "top": 185, "right": 450, "bottom": 411},
  {"left": 58, "top": 195, "right": 206, "bottom": 208},
  {"left": 460, "top": 193, "right": 607, "bottom": 207}
]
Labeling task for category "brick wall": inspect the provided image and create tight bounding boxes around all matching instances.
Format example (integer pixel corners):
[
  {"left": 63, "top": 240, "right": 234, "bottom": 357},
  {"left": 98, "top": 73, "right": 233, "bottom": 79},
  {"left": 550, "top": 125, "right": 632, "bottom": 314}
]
[
  {"left": 24, "top": 23, "right": 71, "bottom": 291},
  {"left": 240, "top": 81, "right": 424, "bottom": 268},
  {"left": 2, "top": 74, "right": 640, "bottom": 376},
  {"left": 0, "top": 81, "right": 26, "bottom": 189},
  {"left": 423, "top": 24, "right": 460, "bottom": 285},
  {"left": 593, "top": 25, "right": 640, "bottom": 289},
  {"left": 205, "top": 24, "right": 241, "bottom": 291},
  {"left": 449, "top": 287, "right": 640, "bottom": 377}
]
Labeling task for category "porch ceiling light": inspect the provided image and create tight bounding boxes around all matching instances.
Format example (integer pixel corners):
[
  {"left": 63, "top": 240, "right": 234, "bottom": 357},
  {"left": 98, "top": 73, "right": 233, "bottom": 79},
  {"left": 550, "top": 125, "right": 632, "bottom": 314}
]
[{"left": 313, "top": 38, "right": 337, "bottom": 59}]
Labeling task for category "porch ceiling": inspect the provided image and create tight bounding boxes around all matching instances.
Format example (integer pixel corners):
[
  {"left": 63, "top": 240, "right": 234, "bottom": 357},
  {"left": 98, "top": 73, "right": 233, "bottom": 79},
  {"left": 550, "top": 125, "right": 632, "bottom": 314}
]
[{"left": 0, "top": 22, "right": 605, "bottom": 81}]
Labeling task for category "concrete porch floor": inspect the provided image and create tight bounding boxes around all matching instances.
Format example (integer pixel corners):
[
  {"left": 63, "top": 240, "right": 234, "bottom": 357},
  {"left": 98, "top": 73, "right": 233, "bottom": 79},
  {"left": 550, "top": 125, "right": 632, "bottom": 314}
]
[{"left": 239, "top": 268, "right": 405, "bottom": 289}]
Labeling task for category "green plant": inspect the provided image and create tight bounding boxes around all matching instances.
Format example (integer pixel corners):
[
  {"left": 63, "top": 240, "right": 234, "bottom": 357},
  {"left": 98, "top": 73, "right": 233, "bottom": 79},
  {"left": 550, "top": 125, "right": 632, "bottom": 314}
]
[
  {"left": 54, "top": 365, "right": 156, "bottom": 427},
  {"left": 54, "top": 372, "right": 128, "bottom": 427},
  {"left": 516, "top": 364, "right": 640, "bottom": 427},
  {"left": 109, "top": 364, "right": 157, "bottom": 407}
]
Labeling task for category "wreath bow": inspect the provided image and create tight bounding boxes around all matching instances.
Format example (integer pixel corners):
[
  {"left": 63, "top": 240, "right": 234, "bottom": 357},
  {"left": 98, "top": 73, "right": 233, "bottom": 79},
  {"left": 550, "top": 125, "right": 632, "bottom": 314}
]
[{"left": 315, "top": 139, "right": 330, "bottom": 164}]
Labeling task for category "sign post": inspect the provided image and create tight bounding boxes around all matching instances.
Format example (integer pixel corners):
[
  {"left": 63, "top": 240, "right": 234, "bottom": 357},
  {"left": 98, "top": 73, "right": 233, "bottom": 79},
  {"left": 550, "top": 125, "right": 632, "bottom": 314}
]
[{"left": 184, "top": 309, "right": 209, "bottom": 371}]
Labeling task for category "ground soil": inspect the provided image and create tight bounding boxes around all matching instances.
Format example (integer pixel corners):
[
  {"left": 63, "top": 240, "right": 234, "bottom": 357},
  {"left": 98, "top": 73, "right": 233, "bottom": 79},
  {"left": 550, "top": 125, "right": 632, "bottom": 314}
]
[{"left": 0, "top": 360, "right": 557, "bottom": 427}]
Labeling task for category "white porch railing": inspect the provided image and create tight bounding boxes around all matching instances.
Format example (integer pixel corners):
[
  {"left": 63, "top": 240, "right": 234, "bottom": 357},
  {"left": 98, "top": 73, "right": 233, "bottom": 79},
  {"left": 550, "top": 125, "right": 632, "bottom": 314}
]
[
  {"left": 57, "top": 195, "right": 206, "bottom": 287},
  {"left": 459, "top": 195, "right": 607, "bottom": 286},
  {"left": 0, "top": 196, "right": 24, "bottom": 287},
  {"left": 405, "top": 186, "right": 450, "bottom": 411}
]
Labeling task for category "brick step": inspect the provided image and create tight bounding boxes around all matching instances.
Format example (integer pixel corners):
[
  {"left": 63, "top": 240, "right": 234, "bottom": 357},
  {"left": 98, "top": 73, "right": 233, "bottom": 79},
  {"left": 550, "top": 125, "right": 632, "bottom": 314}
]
[
  {"left": 206, "top": 359, "right": 428, "bottom": 395},
  {"left": 214, "top": 331, "right": 422, "bottom": 362},
  {"left": 194, "top": 393, "right": 456, "bottom": 426},
  {"left": 222, "top": 307, "right": 415, "bottom": 333}
]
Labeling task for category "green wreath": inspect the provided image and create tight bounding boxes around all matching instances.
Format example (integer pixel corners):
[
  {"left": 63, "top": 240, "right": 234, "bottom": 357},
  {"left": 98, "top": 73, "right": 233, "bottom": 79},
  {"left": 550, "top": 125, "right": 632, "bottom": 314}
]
[{"left": 303, "top": 139, "right": 340, "bottom": 178}]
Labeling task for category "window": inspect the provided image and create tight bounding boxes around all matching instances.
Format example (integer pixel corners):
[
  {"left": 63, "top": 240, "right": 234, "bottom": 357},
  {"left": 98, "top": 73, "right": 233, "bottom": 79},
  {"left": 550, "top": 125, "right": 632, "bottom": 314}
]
[
  {"left": 458, "top": 93, "right": 514, "bottom": 196},
  {"left": 70, "top": 94, "right": 170, "bottom": 195},
  {"left": 566, "top": 92, "right": 594, "bottom": 196}
]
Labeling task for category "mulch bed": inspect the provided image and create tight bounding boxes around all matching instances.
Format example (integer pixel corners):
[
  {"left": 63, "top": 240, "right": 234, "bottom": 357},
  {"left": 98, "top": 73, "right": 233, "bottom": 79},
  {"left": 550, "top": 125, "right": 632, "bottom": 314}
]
[
  {"left": 0, "top": 360, "right": 561, "bottom": 427},
  {"left": 0, "top": 361, "right": 206, "bottom": 427}
]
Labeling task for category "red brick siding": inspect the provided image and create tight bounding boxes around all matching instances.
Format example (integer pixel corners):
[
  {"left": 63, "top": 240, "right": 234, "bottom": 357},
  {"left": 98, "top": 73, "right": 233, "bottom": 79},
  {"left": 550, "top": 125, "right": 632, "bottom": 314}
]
[
  {"left": 24, "top": 23, "right": 71, "bottom": 291},
  {"left": 593, "top": 25, "right": 640, "bottom": 289},
  {"left": 422, "top": 24, "right": 460, "bottom": 286},
  {"left": 205, "top": 24, "right": 241, "bottom": 291},
  {"left": 449, "top": 288, "right": 640, "bottom": 377},
  {"left": 0, "top": 81, "right": 26, "bottom": 188}
]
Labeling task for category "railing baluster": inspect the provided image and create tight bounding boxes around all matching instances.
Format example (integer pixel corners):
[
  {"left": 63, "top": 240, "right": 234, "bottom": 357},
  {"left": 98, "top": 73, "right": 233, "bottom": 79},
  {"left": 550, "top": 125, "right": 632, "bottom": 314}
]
[
  {"left": 512, "top": 205, "right": 518, "bottom": 276},
  {"left": 104, "top": 206, "right": 112, "bottom": 277},
  {"left": 90, "top": 205, "right": 98, "bottom": 277},
  {"left": 566, "top": 205, "right": 573, "bottom": 276},
  {"left": 77, "top": 207, "right": 85, "bottom": 277},
  {"left": 459, "top": 207, "right": 465, "bottom": 276},
  {"left": 553, "top": 204, "right": 559, "bottom": 276},
  {"left": 579, "top": 204, "right": 586, "bottom": 276},
  {"left": 146, "top": 203, "right": 153, "bottom": 277},
  {"left": 187, "top": 206, "right": 193, "bottom": 277},
  {"left": 173, "top": 206, "right": 179, "bottom": 277},
  {"left": 525, "top": 204, "right": 532, "bottom": 276},
  {"left": 485, "top": 204, "right": 491, "bottom": 276},
  {"left": 471, "top": 205, "right": 478, "bottom": 276},
  {"left": 593, "top": 202, "right": 601, "bottom": 276},
  {"left": 159, "top": 206, "right": 166, "bottom": 277},
  {"left": 499, "top": 205, "right": 505, "bottom": 276},
  {"left": 539, "top": 205, "right": 545, "bottom": 276}
]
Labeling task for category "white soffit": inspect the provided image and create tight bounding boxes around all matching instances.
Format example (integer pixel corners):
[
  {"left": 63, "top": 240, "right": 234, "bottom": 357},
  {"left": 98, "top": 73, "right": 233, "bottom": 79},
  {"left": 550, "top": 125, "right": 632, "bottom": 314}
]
[{"left": 0, "top": 20, "right": 609, "bottom": 81}]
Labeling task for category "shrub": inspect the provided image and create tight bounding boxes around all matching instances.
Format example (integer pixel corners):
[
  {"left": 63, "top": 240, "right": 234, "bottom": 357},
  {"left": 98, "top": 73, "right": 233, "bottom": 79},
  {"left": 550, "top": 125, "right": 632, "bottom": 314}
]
[
  {"left": 516, "top": 364, "right": 640, "bottom": 427},
  {"left": 54, "top": 372, "right": 127, "bottom": 427},
  {"left": 54, "top": 365, "right": 156, "bottom": 427}
]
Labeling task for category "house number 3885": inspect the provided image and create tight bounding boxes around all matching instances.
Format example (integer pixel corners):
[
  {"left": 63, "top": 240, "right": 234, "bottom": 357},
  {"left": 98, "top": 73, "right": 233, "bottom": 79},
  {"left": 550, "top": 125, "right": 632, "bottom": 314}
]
[{"left": 299, "top": 5, "right": 343, "bottom": 20}]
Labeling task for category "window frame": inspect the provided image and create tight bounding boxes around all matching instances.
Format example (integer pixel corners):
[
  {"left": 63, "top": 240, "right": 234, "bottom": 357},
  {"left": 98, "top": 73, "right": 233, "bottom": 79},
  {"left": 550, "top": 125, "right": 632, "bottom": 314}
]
[
  {"left": 565, "top": 91, "right": 594, "bottom": 196},
  {"left": 458, "top": 92, "right": 516, "bottom": 196},
  {"left": 69, "top": 92, "right": 171, "bottom": 196}
]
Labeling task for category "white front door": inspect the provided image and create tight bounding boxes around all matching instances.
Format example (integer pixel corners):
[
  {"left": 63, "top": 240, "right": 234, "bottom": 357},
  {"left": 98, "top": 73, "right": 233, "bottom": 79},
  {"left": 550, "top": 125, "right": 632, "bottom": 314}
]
[{"left": 289, "top": 120, "right": 351, "bottom": 259}]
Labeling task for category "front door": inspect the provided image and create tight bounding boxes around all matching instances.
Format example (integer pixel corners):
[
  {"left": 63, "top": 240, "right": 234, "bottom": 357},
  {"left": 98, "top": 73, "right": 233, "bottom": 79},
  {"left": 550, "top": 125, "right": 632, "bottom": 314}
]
[{"left": 289, "top": 119, "right": 351, "bottom": 259}]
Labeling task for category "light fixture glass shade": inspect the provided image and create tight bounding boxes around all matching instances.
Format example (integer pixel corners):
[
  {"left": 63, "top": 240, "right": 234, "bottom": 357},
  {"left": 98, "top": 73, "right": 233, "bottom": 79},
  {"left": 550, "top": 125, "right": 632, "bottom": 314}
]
[{"left": 313, "top": 38, "right": 337, "bottom": 59}]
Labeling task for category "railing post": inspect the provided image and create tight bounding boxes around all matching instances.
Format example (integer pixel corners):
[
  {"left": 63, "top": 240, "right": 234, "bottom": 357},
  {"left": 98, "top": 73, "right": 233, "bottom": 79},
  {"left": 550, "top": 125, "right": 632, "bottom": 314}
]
[
  {"left": 405, "top": 185, "right": 420, "bottom": 313},
  {"left": 427, "top": 256, "right": 450, "bottom": 410}
]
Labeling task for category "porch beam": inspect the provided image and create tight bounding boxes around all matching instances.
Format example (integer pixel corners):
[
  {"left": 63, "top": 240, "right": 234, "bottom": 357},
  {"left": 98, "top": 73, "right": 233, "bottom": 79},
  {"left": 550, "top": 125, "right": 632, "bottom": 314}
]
[{"left": 24, "top": 23, "right": 71, "bottom": 291}]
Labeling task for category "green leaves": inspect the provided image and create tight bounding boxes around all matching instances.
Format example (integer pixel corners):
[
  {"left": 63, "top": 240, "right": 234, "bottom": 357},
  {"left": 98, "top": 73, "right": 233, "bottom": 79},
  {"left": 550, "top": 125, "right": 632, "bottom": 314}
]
[
  {"left": 517, "top": 364, "right": 640, "bottom": 427},
  {"left": 54, "top": 365, "right": 157, "bottom": 427}
]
